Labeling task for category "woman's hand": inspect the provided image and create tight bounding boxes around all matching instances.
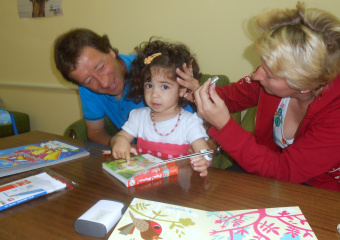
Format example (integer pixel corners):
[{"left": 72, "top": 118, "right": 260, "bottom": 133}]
[
  {"left": 176, "top": 63, "right": 200, "bottom": 101},
  {"left": 194, "top": 79, "right": 230, "bottom": 130}
]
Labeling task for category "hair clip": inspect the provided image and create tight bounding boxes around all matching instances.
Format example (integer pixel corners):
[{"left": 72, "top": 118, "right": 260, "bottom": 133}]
[{"left": 144, "top": 53, "right": 162, "bottom": 65}]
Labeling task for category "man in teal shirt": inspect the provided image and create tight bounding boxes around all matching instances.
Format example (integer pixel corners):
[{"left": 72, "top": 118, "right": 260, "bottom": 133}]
[
  {"left": 54, "top": 29, "right": 146, "bottom": 145},
  {"left": 54, "top": 29, "right": 192, "bottom": 145}
]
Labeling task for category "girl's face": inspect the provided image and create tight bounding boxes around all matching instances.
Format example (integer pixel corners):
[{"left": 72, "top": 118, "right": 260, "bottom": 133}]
[
  {"left": 144, "top": 68, "right": 186, "bottom": 115},
  {"left": 253, "top": 60, "right": 299, "bottom": 98}
]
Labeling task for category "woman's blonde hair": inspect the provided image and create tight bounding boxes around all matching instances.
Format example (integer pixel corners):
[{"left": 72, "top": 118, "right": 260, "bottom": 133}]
[{"left": 254, "top": 2, "right": 340, "bottom": 96}]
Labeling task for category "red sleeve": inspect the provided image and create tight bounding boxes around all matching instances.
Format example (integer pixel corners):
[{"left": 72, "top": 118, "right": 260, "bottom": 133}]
[
  {"left": 215, "top": 77, "right": 261, "bottom": 113},
  {"left": 306, "top": 175, "right": 340, "bottom": 192},
  {"left": 209, "top": 108, "right": 340, "bottom": 187}
]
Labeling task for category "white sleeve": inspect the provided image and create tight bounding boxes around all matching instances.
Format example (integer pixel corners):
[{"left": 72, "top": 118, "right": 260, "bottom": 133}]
[
  {"left": 185, "top": 113, "right": 209, "bottom": 144},
  {"left": 121, "top": 109, "right": 141, "bottom": 138}
]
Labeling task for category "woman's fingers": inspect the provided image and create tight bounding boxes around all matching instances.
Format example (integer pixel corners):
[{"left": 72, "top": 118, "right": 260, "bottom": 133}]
[
  {"left": 176, "top": 63, "right": 200, "bottom": 92},
  {"left": 208, "top": 83, "right": 223, "bottom": 105},
  {"left": 183, "top": 62, "right": 193, "bottom": 76},
  {"left": 196, "top": 79, "right": 215, "bottom": 116},
  {"left": 183, "top": 91, "right": 194, "bottom": 101}
]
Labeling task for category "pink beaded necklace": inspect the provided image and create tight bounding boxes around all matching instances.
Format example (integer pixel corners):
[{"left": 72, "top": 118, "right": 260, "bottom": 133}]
[{"left": 150, "top": 109, "right": 182, "bottom": 136}]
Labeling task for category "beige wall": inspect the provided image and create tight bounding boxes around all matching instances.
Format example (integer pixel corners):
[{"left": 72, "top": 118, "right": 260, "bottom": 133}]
[{"left": 0, "top": 0, "right": 339, "bottom": 135}]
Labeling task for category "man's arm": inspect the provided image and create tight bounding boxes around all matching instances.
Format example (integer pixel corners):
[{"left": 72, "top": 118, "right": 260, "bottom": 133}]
[{"left": 85, "top": 119, "right": 112, "bottom": 145}]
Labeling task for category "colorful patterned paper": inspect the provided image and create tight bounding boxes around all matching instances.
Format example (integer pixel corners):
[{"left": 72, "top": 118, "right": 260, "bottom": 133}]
[{"left": 109, "top": 198, "right": 317, "bottom": 240}]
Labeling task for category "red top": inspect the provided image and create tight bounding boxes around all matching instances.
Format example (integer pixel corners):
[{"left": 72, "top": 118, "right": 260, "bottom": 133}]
[{"left": 209, "top": 73, "right": 340, "bottom": 191}]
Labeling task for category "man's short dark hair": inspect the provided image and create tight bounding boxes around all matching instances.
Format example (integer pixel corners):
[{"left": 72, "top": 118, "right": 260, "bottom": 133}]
[{"left": 54, "top": 28, "right": 119, "bottom": 84}]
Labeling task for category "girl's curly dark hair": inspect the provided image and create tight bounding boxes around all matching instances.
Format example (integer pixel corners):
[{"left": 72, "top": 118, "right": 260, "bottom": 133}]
[{"left": 127, "top": 38, "right": 201, "bottom": 107}]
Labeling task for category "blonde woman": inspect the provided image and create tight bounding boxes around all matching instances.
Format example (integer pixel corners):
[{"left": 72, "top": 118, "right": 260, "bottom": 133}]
[{"left": 180, "top": 2, "right": 340, "bottom": 191}]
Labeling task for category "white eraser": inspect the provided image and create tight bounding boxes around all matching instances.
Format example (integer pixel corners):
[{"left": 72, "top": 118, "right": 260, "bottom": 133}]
[{"left": 74, "top": 200, "right": 125, "bottom": 238}]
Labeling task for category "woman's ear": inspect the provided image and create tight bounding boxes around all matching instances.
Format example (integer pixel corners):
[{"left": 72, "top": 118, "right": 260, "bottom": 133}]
[{"left": 179, "top": 87, "right": 187, "bottom": 97}]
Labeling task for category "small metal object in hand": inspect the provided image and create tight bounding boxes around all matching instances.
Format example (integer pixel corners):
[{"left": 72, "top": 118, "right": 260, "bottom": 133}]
[{"left": 210, "top": 76, "right": 219, "bottom": 85}]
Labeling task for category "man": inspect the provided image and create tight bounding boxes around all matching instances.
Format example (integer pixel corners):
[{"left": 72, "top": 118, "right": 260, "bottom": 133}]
[
  {"left": 54, "top": 29, "right": 193, "bottom": 146},
  {"left": 54, "top": 28, "right": 147, "bottom": 145}
]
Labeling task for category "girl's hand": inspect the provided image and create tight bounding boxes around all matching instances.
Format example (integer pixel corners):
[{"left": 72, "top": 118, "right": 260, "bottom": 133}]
[
  {"left": 110, "top": 131, "right": 137, "bottom": 164},
  {"left": 190, "top": 155, "right": 208, "bottom": 177},
  {"left": 111, "top": 138, "right": 138, "bottom": 164},
  {"left": 176, "top": 63, "right": 200, "bottom": 101},
  {"left": 194, "top": 79, "right": 230, "bottom": 130}
]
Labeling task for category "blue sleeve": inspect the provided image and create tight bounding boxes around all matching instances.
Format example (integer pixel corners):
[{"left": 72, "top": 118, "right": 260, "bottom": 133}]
[{"left": 183, "top": 104, "right": 194, "bottom": 113}]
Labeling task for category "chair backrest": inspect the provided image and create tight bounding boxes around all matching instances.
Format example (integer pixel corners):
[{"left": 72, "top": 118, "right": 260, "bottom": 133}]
[{"left": 64, "top": 116, "right": 119, "bottom": 141}]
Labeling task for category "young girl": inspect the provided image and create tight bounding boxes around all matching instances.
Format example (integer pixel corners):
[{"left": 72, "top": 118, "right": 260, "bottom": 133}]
[{"left": 110, "top": 39, "right": 210, "bottom": 176}]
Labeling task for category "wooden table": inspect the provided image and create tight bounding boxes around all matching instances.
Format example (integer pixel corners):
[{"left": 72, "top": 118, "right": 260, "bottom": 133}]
[{"left": 0, "top": 131, "right": 339, "bottom": 239}]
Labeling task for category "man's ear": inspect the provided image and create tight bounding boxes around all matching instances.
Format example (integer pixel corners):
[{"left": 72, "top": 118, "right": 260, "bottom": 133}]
[
  {"left": 179, "top": 87, "right": 187, "bottom": 97},
  {"left": 109, "top": 49, "right": 117, "bottom": 58}
]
